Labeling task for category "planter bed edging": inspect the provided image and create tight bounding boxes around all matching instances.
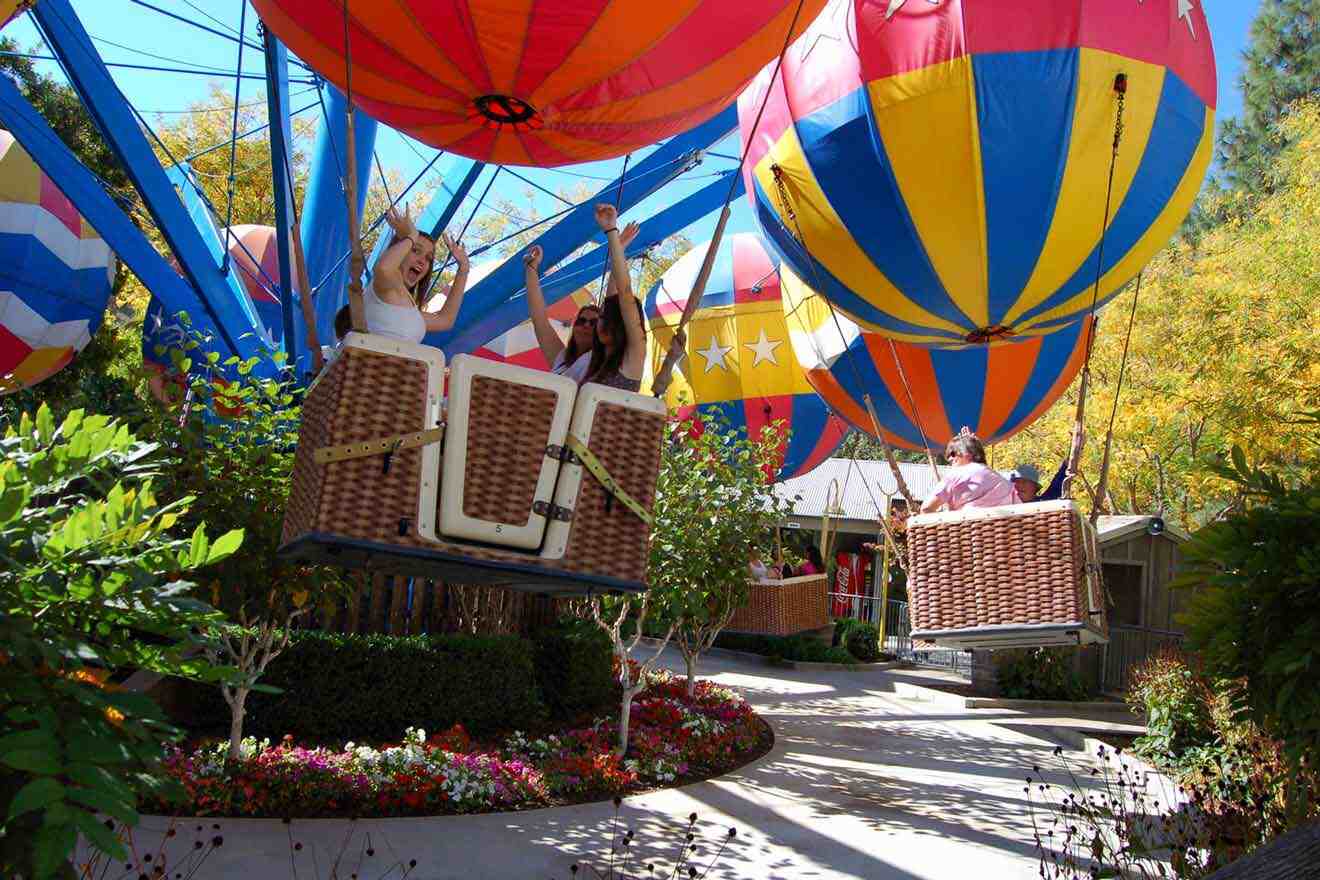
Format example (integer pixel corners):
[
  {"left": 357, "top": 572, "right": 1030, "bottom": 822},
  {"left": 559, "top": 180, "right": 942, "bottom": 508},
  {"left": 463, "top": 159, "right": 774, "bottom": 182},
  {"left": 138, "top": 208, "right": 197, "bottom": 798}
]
[
  {"left": 894, "top": 682, "right": 1139, "bottom": 717},
  {"left": 636, "top": 637, "right": 909, "bottom": 672}
]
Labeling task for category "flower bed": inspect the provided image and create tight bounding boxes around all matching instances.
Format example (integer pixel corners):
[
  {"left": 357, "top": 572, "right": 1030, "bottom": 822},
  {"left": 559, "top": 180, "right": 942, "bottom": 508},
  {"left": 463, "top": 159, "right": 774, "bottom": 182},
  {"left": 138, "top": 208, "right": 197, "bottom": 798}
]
[{"left": 144, "top": 672, "right": 769, "bottom": 818}]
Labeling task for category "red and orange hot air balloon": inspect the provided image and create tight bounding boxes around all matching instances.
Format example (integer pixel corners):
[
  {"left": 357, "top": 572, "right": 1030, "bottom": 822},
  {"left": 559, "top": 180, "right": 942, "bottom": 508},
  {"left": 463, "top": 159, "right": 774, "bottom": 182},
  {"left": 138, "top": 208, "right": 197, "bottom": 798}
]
[{"left": 250, "top": 0, "right": 828, "bottom": 166}]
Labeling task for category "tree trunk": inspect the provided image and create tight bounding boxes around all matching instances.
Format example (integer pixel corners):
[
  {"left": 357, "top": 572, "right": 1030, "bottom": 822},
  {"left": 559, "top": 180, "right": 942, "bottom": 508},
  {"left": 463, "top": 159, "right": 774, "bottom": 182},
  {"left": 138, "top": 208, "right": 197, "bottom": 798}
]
[
  {"left": 616, "top": 687, "right": 637, "bottom": 757},
  {"left": 227, "top": 686, "right": 249, "bottom": 761},
  {"left": 684, "top": 650, "right": 698, "bottom": 697}
]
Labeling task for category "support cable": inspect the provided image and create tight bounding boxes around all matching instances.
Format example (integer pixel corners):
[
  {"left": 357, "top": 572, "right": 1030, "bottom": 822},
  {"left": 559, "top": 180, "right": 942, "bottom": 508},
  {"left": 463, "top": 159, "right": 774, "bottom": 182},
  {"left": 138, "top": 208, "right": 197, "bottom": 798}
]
[
  {"left": 1063, "top": 73, "right": 1129, "bottom": 502},
  {"left": 219, "top": 0, "right": 248, "bottom": 275}
]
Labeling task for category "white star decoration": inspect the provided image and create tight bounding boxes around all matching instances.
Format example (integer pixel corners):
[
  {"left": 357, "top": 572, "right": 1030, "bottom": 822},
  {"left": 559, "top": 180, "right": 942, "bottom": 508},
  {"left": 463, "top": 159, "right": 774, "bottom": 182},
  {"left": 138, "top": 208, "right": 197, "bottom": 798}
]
[
  {"left": 884, "top": 0, "right": 940, "bottom": 22},
  {"left": 1137, "top": 0, "right": 1198, "bottom": 40},
  {"left": 696, "top": 335, "right": 733, "bottom": 373},
  {"left": 1178, "top": 0, "right": 1197, "bottom": 39},
  {"left": 744, "top": 329, "right": 783, "bottom": 367}
]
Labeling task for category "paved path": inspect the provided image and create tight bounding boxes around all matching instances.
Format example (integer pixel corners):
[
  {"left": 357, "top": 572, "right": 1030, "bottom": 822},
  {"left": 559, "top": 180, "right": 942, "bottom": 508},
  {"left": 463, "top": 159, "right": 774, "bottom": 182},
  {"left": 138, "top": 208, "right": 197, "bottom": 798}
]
[{"left": 123, "top": 648, "right": 1117, "bottom": 880}]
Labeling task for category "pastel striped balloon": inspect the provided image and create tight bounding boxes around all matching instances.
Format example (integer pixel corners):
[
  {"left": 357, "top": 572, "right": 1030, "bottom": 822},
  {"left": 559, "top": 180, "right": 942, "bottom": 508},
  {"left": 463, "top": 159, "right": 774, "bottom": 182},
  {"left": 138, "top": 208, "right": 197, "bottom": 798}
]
[
  {"left": 645, "top": 233, "right": 848, "bottom": 481},
  {"left": 250, "top": 0, "right": 827, "bottom": 166},
  {"left": 781, "top": 264, "right": 1089, "bottom": 451},
  {"left": 740, "top": 0, "right": 1216, "bottom": 347},
  {"left": 0, "top": 130, "right": 115, "bottom": 394}
]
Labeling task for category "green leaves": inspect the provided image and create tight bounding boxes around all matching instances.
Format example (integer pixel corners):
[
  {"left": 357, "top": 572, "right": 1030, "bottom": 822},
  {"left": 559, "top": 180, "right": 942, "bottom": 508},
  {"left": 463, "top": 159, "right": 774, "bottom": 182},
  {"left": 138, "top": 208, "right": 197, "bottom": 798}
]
[
  {"left": 7, "top": 779, "right": 65, "bottom": 820},
  {"left": 1, "top": 402, "right": 237, "bottom": 877}
]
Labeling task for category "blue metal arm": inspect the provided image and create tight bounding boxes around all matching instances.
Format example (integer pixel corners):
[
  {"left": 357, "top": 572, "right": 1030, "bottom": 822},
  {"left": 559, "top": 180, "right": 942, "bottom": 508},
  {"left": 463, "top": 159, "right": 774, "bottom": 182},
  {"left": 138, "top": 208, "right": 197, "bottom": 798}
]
[
  {"left": 304, "top": 84, "right": 377, "bottom": 343},
  {"left": 442, "top": 169, "right": 744, "bottom": 357},
  {"left": 31, "top": 0, "right": 267, "bottom": 365},
  {"left": 263, "top": 30, "right": 299, "bottom": 367}
]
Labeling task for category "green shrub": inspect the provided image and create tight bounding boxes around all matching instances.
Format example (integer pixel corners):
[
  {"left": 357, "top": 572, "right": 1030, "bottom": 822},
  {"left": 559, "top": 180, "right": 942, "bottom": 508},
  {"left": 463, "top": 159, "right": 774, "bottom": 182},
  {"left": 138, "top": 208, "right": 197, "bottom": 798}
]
[
  {"left": 845, "top": 623, "right": 881, "bottom": 662},
  {"left": 714, "top": 632, "right": 856, "bottom": 665},
  {"left": 0, "top": 406, "right": 241, "bottom": 877},
  {"left": 534, "top": 619, "right": 615, "bottom": 721},
  {"left": 995, "top": 648, "right": 1089, "bottom": 701},
  {"left": 1176, "top": 445, "right": 1320, "bottom": 766},
  {"left": 832, "top": 617, "right": 861, "bottom": 647},
  {"left": 197, "top": 631, "right": 546, "bottom": 742},
  {"left": 1127, "top": 648, "right": 1214, "bottom": 770}
]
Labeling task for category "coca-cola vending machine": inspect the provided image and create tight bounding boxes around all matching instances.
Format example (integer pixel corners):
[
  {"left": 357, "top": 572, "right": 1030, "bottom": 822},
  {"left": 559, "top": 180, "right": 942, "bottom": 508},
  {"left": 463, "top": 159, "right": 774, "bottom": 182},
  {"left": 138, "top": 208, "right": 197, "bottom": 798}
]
[{"left": 832, "top": 552, "right": 873, "bottom": 620}]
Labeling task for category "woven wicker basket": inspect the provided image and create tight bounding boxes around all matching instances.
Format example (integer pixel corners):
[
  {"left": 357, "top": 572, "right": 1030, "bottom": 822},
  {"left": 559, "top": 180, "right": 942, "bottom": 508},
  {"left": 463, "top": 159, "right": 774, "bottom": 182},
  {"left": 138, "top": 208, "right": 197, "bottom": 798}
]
[
  {"left": 280, "top": 334, "right": 664, "bottom": 595},
  {"left": 727, "top": 575, "right": 831, "bottom": 636},
  {"left": 905, "top": 500, "right": 1108, "bottom": 650}
]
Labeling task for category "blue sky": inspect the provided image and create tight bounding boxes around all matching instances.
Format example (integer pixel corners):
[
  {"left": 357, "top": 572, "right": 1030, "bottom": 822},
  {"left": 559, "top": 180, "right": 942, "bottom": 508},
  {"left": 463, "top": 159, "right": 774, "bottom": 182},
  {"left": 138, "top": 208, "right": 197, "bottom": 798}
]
[{"left": 4, "top": 0, "right": 1263, "bottom": 252}]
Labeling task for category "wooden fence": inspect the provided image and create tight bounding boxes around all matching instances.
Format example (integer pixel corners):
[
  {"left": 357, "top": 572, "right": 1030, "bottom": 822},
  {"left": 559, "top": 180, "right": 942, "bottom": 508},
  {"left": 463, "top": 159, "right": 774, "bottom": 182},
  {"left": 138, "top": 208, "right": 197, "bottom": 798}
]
[{"left": 308, "top": 575, "right": 561, "bottom": 638}]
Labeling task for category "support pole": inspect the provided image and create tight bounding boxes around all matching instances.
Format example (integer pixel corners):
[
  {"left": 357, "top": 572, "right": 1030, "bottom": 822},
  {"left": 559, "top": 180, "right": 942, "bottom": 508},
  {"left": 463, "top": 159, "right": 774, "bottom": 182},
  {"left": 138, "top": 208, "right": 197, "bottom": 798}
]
[
  {"left": 651, "top": 203, "right": 731, "bottom": 400},
  {"left": 262, "top": 28, "right": 303, "bottom": 369}
]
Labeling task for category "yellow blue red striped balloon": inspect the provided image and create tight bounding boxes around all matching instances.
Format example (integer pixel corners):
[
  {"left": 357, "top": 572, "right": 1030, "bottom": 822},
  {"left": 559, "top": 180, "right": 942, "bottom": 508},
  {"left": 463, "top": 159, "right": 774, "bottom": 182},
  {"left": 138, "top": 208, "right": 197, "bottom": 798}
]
[
  {"left": 0, "top": 130, "right": 115, "bottom": 394},
  {"left": 781, "top": 264, "right": 1090, "bottom": 451},
  {"left": 645, "top": 233, "right": 848, "bottom": 481},
  {"left": 739, "top": 0, "right": 1217, "bottom": 347}
]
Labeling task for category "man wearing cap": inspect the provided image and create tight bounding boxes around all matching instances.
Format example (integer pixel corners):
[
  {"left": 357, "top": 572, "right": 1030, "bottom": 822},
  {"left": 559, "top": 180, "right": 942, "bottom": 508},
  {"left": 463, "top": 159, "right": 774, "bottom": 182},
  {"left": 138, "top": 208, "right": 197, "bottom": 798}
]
[{"left": 1009, "top": 464, "right": 1042, "bottom": 503}]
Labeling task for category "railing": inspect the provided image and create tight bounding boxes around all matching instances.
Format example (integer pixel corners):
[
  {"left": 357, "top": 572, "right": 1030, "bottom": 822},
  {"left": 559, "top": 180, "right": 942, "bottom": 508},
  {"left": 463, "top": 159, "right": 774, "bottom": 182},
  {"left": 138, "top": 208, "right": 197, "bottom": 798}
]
[
  {"left": 828, "top": 591, "right": 971, "bottom": 675},
  {"left": 1100, "top": 625, "right": 1185, "bottom": 694}
]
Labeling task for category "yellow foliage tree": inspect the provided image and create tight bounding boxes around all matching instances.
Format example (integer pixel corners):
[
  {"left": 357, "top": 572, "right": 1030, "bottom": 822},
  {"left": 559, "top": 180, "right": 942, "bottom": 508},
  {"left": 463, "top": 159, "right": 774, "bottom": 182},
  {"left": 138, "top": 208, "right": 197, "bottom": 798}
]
[{"left": 995, "top": 100, "right": 1320, "bottom": 530}]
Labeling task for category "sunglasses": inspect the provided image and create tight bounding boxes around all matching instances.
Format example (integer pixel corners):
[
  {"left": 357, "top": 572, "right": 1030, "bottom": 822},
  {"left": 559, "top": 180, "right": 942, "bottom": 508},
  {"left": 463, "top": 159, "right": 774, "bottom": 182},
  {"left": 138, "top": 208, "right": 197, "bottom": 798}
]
[{"left": 574, "top": 316, "right": 598, "bottom": 327}]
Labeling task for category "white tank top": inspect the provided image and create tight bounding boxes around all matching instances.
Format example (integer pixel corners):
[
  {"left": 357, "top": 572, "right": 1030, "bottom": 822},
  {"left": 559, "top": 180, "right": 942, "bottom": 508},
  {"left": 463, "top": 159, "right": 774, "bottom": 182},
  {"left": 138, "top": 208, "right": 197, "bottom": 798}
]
[{"left": 364, "top": 283, "right": 427, "bottom": 344}]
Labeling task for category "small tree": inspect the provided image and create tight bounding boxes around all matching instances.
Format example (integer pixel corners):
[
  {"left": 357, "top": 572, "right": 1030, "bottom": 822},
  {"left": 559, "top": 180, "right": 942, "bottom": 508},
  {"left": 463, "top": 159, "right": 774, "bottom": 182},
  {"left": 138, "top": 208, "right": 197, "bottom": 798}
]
[
  {"left": 150, "top": 328, "right": 348, "bottom": 760},
  {"left": 588, "top": 591, "right": 679, "bottom": 757},
  {"left": 0, "top": 406, "right": 241, "bottom": 878},
  {"left": 650, "top": 415, "right": 791, "bottom": 695}
]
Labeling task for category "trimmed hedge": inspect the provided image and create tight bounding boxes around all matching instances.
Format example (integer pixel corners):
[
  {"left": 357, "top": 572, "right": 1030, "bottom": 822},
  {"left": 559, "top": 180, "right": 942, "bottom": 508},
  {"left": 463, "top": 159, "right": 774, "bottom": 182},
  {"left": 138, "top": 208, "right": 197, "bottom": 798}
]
[
  {"left": 714, "top": 631, "right": 854, "bottom": 665},
  {"left": 534, "top": 619, "right": 617, "bottom": 721},
  {"left": 173, "top": 625, "right": 619, "bottom": 743},
  {"left": 223, "top": 631, "right": 548, "bottom": 742},
  {"left": 845, "top": 623, "right": 882, "bottom": 662}
]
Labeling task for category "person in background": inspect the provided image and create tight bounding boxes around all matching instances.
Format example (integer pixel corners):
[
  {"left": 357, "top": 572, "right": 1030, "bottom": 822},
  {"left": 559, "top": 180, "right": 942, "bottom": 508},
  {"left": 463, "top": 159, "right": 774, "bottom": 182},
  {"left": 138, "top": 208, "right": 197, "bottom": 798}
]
[
  {"left": 800, "top": 544, "right": 825, "bottom": 576},
  {"left": 748, "top": 548, "right": 770, "bottom": 583},
  {"left": 1010, "top": 463, "right": 1042, "bottom": 503},
  {"left": 920, "top": 431, "right": 1019, "bottom": 513}
]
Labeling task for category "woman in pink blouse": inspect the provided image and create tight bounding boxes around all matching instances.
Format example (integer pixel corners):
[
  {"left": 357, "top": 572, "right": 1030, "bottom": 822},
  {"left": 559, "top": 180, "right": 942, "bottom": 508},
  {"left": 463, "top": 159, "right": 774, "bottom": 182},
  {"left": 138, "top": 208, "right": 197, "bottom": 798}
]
[{"left": 920, "top": 432, "right": 1019, "bottom": 513}]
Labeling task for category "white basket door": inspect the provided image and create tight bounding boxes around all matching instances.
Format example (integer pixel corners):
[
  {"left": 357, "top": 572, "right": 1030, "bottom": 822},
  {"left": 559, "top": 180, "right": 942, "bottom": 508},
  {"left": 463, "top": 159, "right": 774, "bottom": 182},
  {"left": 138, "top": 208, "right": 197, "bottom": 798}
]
[{"left": 439, "top": 355, "right": 577, "bottom": 549}]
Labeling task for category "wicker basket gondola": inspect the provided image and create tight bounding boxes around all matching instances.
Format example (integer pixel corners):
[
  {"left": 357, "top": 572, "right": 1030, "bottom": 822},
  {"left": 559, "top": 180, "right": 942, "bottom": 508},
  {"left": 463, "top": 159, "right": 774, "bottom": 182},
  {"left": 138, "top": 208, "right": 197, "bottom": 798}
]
[
  {"left": 905, "top": 500, "right": 1108, "bottom": 650},
  {"left": 726, "top": 575, "right": 831, "bottom": 636},
  {"left": 280, "top": 335, "right": 665, "bottom": 595}
]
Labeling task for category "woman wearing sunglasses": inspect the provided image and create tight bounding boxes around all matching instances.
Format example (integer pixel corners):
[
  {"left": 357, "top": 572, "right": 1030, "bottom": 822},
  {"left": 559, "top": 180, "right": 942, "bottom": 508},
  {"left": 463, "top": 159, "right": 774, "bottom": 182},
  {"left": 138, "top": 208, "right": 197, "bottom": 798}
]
[
  {"left": 523, "top": 219, "right": 639, "bottom": 384},
  {"left": 920, "top": 430, "right": 1019, "bottom": 513}
]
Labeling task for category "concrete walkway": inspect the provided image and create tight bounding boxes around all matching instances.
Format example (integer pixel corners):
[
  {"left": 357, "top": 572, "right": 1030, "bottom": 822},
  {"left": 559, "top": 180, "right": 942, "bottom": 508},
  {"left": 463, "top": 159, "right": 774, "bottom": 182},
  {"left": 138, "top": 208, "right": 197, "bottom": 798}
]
[{"left": 118, "top": 648, "right": 1129, "bottom": 880}]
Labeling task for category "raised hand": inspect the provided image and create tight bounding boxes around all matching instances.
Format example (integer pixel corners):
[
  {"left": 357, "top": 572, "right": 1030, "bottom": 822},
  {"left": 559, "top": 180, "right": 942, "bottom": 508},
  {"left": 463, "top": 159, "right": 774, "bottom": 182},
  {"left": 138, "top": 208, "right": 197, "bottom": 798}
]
[
  {"left": 442, "top": 231, "right": 468, "bottom": 268},
  {"left": 594, "top": 202, "right": 619, "bottom": 231},
  {"left": 385, "top": 202, "right": 416, "bottom": 238},
  {"left": 619, "top": 221, "right": 641, "bottom": 247},
  {"left": 523, "top": 244, "right": 543, "bottom": 272}
]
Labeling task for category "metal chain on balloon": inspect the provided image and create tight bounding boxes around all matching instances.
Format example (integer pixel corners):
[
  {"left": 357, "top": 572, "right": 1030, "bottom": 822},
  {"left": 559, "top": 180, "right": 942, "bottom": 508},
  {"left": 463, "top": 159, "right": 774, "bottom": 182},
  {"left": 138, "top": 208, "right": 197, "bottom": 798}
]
[
  {"left": 1063, "top": 73, "right": 1129, "bottom": 503},
  {"left": 768, "top": 165, "right": 918, "bottom": 509},
  {"left": 1090, "top": 269, "right": 1143, "bottom": 524}
]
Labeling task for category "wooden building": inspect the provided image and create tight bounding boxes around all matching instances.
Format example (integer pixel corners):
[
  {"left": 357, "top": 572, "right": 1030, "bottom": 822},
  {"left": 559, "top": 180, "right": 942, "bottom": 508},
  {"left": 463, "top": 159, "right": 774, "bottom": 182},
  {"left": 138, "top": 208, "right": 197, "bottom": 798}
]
[{"left": 1086, "top": 514, "right": 1191, "bottom": 694}]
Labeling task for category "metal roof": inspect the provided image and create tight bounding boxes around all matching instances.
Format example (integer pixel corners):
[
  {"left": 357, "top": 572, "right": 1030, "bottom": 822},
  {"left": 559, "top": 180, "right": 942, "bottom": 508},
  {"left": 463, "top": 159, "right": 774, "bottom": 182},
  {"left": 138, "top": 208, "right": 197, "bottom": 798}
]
[
  {"left": 777, "top": 460, "right": 1190, "bottom": 543},
  {"left": 775, "top": 457, "right": 953, "bottom": 520},
  {"left": 1096, "top": 514, "right": 1190, "bottom": 544}
]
